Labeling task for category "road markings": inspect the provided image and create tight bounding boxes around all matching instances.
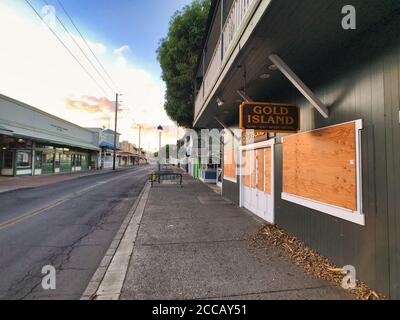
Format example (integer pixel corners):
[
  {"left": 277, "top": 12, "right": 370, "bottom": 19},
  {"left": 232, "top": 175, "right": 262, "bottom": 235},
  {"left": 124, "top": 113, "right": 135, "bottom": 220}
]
[
  {"left": 81, "top": 181, "right": 150, "bottom": 300},
  {"left": 0, "top": 170, "right": 146, "bottom": 232}
]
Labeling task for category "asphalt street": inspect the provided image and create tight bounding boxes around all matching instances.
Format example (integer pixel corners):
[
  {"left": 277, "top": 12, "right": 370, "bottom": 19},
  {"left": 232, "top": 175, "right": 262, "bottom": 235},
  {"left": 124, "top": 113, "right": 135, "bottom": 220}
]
[{"left": 0, "top": 166, "right": 153, "bottom": 300}]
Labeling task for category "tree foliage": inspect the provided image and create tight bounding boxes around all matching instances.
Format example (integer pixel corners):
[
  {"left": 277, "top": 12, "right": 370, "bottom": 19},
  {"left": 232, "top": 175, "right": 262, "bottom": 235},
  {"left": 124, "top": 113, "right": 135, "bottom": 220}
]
[{"left": 157, "top": 0, "right": 211, "bottom": 128}]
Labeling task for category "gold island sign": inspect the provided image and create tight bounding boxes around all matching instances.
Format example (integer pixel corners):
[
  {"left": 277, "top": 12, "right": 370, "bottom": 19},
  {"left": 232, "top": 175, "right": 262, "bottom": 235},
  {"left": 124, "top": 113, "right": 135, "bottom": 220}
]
[{"left": 239, "top": 102, "right": 299, "bottom": 133}]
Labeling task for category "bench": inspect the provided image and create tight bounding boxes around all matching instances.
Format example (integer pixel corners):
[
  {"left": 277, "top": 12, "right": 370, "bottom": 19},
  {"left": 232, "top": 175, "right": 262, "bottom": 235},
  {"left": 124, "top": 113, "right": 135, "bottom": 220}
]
[{"left": 150, "top": 171, "right": 183, "bottom": 188}]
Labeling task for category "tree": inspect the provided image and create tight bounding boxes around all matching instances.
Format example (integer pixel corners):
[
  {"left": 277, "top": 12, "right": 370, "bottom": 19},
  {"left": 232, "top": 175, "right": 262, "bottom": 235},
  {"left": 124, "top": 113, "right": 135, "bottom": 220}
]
[{"left": 157, "top": 0, "right": 211, "bottom": 128}]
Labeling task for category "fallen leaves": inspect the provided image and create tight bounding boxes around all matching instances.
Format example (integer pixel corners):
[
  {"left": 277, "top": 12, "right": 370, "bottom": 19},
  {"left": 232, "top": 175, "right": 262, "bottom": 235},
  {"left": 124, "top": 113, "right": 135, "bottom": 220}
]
[{"left": 246, "top": 224, "right": 385, "bottom": 300}]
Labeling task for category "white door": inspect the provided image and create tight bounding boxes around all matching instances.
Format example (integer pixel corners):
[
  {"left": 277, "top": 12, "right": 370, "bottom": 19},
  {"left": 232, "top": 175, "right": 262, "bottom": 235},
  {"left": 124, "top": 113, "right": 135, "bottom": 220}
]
[
  {"left": 242, "top": 146, "right": 274, "bottom": 224},
  {"left": 256, "top": 149, "right": 267, "bottom": 219},
  {"left": 243, "top": 149, "right": 256, "bottom": 213},
  {"left": 262, "top": 147, "right": 274, "bottom": 224}
]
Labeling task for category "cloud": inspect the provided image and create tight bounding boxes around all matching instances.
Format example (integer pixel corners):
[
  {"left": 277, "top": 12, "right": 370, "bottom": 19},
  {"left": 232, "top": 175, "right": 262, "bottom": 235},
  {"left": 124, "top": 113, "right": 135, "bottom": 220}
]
[
  {"left": 0, "top": 2, "right": 176, "bottom": 151},
  {"left": 113, "top": 45, "right": 130, "bottom": 64},
  {"left": 89, "top": 41, "right": 107, "bottom": 55},
  {"left": 114, "top": 45, "right": 130, "bottom": 56},
  {"left": 66, "top": 96, "right": 120, "bottom": 113},
  {"left": 130, "top": 124, "right": 185, "bottom": 140}
]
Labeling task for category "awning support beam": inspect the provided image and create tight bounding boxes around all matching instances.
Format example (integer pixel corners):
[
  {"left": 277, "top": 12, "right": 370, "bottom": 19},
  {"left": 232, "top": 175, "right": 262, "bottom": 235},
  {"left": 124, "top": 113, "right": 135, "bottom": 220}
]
[
  {"left": 214, "top": 117, "right": 242, "bottom": 145},
  {"left": 269, "top": 54, "right": 329, "bottom": 118},
  {"left": 237, "top": 90, "right": 253, "bottom": 102},
  {"left": 214, "top": 117, "right": 234, "bottom": 136}
]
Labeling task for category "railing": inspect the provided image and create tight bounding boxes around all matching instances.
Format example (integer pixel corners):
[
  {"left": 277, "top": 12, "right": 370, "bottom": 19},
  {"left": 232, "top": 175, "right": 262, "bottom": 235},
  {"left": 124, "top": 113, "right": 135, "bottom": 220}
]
[{"left": 194, "top": 0, "right": 258, "bottom": 120}]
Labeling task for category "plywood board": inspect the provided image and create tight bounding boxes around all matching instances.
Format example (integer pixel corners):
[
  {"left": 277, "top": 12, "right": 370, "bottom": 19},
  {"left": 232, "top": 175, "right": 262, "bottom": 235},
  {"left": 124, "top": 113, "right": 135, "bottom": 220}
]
[
  {"left": 224, "top": 145, "right": 236, "bottom": 180},
  {"left": 251, "top": 150, "right": 257, "bottom": 189},
  {"left": 243, "top": 150, "right": 251, "bottom": 187},
  {"left": 257, "top": 149, "right": 264, "bottom": 192},
  {"left": 283, "top": 122, "right": 357, "bottom": 211},
  {"left": 264, "top": 148, "right": 272, "bottom": 194}
]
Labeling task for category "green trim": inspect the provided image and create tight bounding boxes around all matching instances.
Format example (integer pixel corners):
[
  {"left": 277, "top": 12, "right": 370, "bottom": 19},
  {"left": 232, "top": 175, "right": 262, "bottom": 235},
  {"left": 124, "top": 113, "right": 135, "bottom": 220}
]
[
  {"left": 60, "top": 163, "right": 72, "bottom": 173},
  {"left": 41, "top": 163, "right": 54, "bottom": 174}
]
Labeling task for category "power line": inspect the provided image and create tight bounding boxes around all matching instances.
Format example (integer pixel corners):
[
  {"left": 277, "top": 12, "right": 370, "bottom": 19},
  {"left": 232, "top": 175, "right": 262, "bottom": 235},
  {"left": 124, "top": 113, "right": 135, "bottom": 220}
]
[
  {"left": 24, "top": 0, "right": 109, "bottom": 97},
  {"left": 56, "top": 0, "right": 121, "bottom": 93},
  {"left": 42, "top": 0, "right": 115, "bottom": 94}
]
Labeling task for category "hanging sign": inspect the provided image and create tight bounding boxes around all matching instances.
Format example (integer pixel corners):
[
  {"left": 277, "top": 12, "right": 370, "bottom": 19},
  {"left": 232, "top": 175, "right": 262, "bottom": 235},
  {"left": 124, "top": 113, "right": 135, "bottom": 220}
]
[{"left": 240, "top": 102, "right": 299, "bottom": 133}]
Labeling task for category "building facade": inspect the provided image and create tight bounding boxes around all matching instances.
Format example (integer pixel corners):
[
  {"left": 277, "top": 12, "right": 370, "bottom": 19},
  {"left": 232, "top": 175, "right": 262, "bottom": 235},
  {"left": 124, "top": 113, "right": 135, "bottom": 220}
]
[
  {"left": 86, "top": 128, "right": 122, "bottom": 169},
  {"left": 193, "top": 0, "right": 400, "bottom": 298},
  {"left": 119, "top": 140, "right": 140, "bottom": 166},
  {"left": 0, "top": 94, "right": 100, "bottom": 176}
]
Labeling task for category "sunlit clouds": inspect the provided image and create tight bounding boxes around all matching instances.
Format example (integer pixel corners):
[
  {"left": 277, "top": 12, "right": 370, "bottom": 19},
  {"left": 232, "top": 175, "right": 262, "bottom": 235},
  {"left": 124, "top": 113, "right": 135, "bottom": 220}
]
[{"left": 0, "top": 1, "right": 182, "bottom": 151}]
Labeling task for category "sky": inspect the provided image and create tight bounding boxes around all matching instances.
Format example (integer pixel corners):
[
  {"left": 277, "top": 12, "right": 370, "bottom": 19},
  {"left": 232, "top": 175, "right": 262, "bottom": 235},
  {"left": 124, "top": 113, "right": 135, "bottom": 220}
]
[{"left": 0, "top": 0, "right": 191, "bottom": 151}]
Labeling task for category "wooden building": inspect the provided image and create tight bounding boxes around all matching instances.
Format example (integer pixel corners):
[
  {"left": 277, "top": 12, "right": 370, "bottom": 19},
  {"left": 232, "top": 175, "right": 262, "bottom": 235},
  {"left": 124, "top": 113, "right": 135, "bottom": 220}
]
[{"left": 193, "top": 0, "right": 400, "bottom": 298}]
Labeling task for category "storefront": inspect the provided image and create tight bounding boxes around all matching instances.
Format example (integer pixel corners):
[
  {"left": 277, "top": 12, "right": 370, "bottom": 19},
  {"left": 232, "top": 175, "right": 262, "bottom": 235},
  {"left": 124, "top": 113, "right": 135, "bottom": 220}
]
[
  {"left": 193, "top": 0, "right": 400, "bottom": 298},
  {"left": 0, "top": 94, "right": 100, "bottom": 176},
  {"left": 118, "top": 151, "right": 137, "bottom": 167}
]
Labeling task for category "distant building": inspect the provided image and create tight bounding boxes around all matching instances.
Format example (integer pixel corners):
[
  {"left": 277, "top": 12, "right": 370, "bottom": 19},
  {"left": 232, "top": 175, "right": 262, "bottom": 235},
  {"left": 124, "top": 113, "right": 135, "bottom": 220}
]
[
  {"left": 87, "top": 128, "right": 121, "bottom": 169},
  {"left": 119, "top": 140, "right": 138, "bottom": 166},
  {"left": 0, "top": 94, "right": 100, "bottom": 176}
]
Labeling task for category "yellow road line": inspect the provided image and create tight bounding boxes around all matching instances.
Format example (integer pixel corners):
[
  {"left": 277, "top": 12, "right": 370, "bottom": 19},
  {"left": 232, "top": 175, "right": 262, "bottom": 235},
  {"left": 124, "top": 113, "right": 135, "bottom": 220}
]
[{"left": 0, "top": 170, "right": 141, "bottom": 232}]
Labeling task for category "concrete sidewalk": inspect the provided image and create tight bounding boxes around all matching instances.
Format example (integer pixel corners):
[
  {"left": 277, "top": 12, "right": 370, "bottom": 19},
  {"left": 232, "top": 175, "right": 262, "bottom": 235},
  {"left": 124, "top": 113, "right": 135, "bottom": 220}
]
[
  {"left": 115, "top": 172, "right": 351, "bottom": 300},
  {"left": 0, "top": 167, "right": 135, "bottom": 194}
]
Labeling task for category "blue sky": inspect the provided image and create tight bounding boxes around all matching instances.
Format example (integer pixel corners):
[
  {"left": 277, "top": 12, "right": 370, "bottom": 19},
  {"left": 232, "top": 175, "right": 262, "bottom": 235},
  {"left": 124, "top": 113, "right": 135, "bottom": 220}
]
[
  {"left": 28, "top": 0, "right": 193, "bottom": 76},
  {"left": 0, "top": 0, "right": 192, "bottom": 149}
]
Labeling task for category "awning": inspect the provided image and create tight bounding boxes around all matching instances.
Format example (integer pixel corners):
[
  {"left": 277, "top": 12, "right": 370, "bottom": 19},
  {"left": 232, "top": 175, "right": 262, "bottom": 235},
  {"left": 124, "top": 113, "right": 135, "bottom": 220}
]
[
  {"left": 0, "top": 124, "right": 14, "bottom": 136},
  {"left": 100, "top": 141, "right": 120, "bottom": 151},
  {"left": 118, "top": 151, "right": 139, "bottom": 157},
  {"left": 0, "top": 123, "right": 100, "bottom": 151}
]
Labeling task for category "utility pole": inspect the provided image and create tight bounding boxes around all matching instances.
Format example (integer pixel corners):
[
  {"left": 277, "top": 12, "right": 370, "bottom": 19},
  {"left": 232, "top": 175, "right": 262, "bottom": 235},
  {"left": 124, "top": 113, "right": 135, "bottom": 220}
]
[
  {"left": 138, "top": 125, "right": 142, "bottom": 156},
  {"left": 113, "top": 93, "right": 119, "bottom": 171},
  {"left": 137, "top": 125, "right": 142, "bottom": 166}
]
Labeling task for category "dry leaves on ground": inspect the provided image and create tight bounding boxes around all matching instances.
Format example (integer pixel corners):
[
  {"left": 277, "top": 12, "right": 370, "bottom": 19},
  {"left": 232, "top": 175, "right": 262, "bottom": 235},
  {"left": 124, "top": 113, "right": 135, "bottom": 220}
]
[{"left": 246, "top": 224, "right": 385, "bottom": 300}]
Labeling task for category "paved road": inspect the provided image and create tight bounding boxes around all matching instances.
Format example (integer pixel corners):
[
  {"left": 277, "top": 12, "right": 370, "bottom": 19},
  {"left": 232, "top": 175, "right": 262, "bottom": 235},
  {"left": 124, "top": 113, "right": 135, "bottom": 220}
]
[{"left": 0, "top": 166, "right": 153, "bottom": 300}]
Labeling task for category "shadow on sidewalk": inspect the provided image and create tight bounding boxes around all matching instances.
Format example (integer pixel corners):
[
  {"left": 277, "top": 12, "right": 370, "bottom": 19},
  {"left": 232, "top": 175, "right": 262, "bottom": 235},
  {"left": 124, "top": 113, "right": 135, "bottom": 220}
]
[{"left": 120, "top": 172, "right": 352, "bottom": 300}]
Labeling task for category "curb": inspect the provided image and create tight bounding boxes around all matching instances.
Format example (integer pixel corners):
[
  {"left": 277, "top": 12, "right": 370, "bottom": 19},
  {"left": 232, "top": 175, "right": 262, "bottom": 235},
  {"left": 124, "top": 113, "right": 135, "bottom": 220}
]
[{"left": 80, "top": 181, "right": 151, "bottom": 300}]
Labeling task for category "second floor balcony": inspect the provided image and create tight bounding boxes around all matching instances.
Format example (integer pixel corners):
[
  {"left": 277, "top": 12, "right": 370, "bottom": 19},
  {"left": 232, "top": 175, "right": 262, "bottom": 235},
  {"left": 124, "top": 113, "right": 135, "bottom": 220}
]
[{"left": 194, "top": 0, "right": 263, "bottom": 126}]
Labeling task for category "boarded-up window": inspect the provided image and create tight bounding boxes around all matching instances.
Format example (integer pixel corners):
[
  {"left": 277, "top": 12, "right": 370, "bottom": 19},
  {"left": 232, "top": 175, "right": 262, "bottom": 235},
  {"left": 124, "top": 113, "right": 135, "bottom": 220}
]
[
  {"left": 283, "top": 122, "right": 357, "bottom": 211},
  {"left": 250, "top": 150, "right": 257, "bottom": 189},
  {"left": 243, "top": 150, "right": 251, "bottom": 187},
  {"left": 257, "top": 149, "right": 264, "bottom": 191},
  {"left": 264, "top": 148, "right": 272, "bottom": 194},
  {"left": 224, "top": 145, "right": 237, "bottom": 181}
]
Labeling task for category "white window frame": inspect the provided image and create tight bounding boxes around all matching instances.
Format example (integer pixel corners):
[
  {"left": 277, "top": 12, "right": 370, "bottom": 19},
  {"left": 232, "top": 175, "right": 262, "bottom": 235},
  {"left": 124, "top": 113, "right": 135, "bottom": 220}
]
[{"left": 281, "top": 119, "right": 365, "bottom": 226}]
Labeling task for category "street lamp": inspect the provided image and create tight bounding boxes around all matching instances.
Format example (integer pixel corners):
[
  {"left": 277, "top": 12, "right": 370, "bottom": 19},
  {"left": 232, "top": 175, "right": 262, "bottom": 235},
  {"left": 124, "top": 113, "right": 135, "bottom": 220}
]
[
  {"left": 113, "top": 93, "right": 123, "bottom": 171},
  {"left": 157, "top": 125, "right": 163, "bottom": 171}
]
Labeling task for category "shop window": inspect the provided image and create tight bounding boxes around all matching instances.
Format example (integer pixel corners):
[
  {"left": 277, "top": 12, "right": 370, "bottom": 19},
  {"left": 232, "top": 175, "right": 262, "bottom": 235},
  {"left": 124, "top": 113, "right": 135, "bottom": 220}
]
[
  {"left": 44, "top": 153, "right": 54, "bottom": 164},
  {"left": 54, "top": 153, "right": 61, "bottom": 168},
  {"left": 16, "top": 151, "right": 32, "bottom": 169},
  {"left": 282, "top": 120, "right": 364, "bottom": 226},
  {"left": 3, "top": 151, "right": 13, "bottom": 169},
  {"left": 223, "top": 132, "right": 237, "bottom": 182},
  {"left": 35, "top": 152, "right": 43, "bottom": 169}
]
